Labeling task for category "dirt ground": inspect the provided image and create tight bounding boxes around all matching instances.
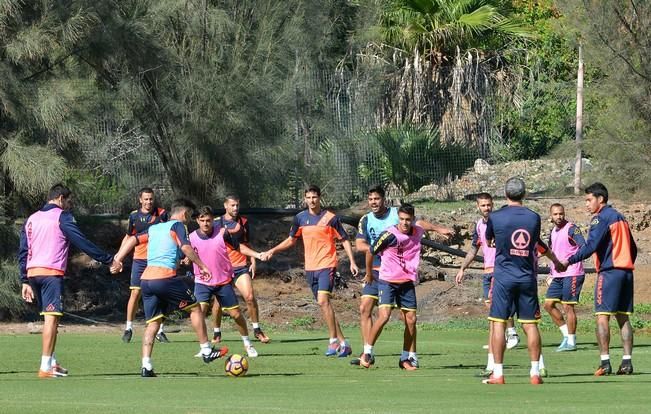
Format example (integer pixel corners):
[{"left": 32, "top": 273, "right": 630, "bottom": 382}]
[{"left": 3, "top": 195, "right": 650, "bottom": 334}]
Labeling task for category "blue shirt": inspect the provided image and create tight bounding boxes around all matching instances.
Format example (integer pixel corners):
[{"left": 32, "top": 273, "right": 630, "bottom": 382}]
[{"left": 357, "top": 207, "right": 400, "bottom": 268}]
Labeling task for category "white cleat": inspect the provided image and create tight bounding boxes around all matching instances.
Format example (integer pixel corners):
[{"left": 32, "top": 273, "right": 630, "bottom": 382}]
[
  {"left": 506, "top": 332, "right": 520, "bottom": 350},
  {"left": 194, "top": 350, "right": 203, "bottom": 358},
  {"left": 246, "top": 345, "right": 258, "bottom": 358}
]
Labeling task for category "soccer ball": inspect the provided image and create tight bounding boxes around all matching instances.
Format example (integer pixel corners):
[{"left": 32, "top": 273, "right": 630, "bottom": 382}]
[{"left": 224, "top": 354, "right": 249, "bottom": 377}]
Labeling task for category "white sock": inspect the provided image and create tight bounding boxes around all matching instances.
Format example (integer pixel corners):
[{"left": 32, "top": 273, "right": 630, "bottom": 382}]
[
  {"left": 486, "top": 353, "right": 495, "bottom": 370},
  {"left": 158, "top": 324, "right": 164, "bottom": 334},
  {"left": 408, "top": 352, "right": 418, "bottom": 362},
  {"left": 539, "top": 354, "right": 545, "bottom": 369},
  {"left": 559, "top": 324, "right": 569, "bottom": 337},
  {"left": 601, "top": 354, "right": 610, "bottom": 361},
  {"left": 40, "top": 356, "right": 52, "bottom": 372},
  {"left": 200, "top": 342, "right": 211, "bottom": 355},
  {"left": 363, "top": 344, "right": 373, "bottom": 355},
  {"left": 400, "top": 350, "right": 409, "bottom": 361},
  {"left": 530, "top": 361, "right": 540, "bottom": 376},
  {"left": 329, "top": 338, "right": 338, "bottom": 345},
  {"left": 567, "top": 334, "right": 576, "bottom": 346},
  {"left": 339, "top": 339, "right": 348, "bottom": 348},
  {"left": 242, "top": 336, "right": 251, "bottom": 348},
  {"left": 126, "top": 321, "right": 133, "bottom": 331},
  {"left": 252, "top": 323, "right": 260, "bottom": 329},
  {"left": 141, "top": 357, "right": 153, "bottom": 370},
  {"left": 213, "top": 327, "right": 221, "bottom": 333},
  {"left": 623, "top": 355, "right": 632, "bottom": 361},
  {"left": 493, "top": 363, "right": 503, "bottom": 378},
  {"left": 506, "top": 327, "right": 516, "bottom": 336}
]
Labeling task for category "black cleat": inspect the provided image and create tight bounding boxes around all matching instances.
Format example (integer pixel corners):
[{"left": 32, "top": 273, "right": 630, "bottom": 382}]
[
  {"left": 121, "top": 329, "right": 133, "bottom": 343},
  {"left": 594, "top": 362, "right": 612, "bottom": 376},
  {"left": 253, "top": 328, "right": 270, "bottom": 343},
  {"left": 616, "top": 362, "right": 634, "bottom": 375},
  {"left": 156, "top": 332, "right": 170, "bottom": 343},
  {"left": 202, "top": 346, "right": 229, "bottom": 363},
  {"left": 141, "top": 367, "right": 156, "bottom": 377}
]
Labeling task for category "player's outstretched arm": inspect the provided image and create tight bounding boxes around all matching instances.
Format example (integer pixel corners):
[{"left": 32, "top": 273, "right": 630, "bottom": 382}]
[
  {"left": 415, "top": 219, "right": 454, "bottom": 239},
  {"left": 112, "top": 235, "right": 140, "bottom": 273},
  {"left": 267, "top": 237, "right": 297, "bottom": 257},
  {"left": 238, "top": 243, "right": 264, "bottom": 261},
  {"left": 455, "top": 244, "right": 479, "bottom": 285},
  {"left": 342, "top": 239, "right": 359, "bottom": 276}
]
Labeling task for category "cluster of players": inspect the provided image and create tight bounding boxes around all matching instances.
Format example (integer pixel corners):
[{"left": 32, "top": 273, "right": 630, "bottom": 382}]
[{"left": 18, "top": 177, "right": 637, "bottom": 383}]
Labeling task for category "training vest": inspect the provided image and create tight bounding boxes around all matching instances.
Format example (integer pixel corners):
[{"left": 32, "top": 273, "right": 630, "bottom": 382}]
[
  {"left": 550, "top": 222, "right": 584, "bottom": 277},
  {"left": 146, "top": 221, "right": 182, "bottom": 270},
  {"left": 379, "top": 225, "right": 425, "bottom": 283},
  {"left": 365, "top": 207, "right": 400, "bottom": 269},
  {"left": 476, "top": 218, "right": 496, "bottom": 271},
  {"left": 190, "top": 226, "right": 233, "bottom": 286},
  {"left": 25, "top": 207, "right": 69, "bottom": 276}
]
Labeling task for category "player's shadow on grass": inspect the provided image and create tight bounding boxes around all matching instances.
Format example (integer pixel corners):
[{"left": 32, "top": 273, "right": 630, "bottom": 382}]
[
  {"left": 275, "top": 337, "right": 329, "bottom": 343},
  {"left": 439, "top": 364, "right": 525, "bottom": 370}
]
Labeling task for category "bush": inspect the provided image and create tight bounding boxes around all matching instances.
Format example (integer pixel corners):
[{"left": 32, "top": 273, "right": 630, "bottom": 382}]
[{"left": 0, "top": 261, "right": 29, "bottom": 320}]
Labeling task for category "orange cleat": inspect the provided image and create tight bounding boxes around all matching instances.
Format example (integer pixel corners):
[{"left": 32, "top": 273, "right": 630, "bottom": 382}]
[
  {"left": 482, "top": 375, "right": 505, "bottom": 384},
  {"left": 530, "top": 375, "right": 543, "bottom": 385}
]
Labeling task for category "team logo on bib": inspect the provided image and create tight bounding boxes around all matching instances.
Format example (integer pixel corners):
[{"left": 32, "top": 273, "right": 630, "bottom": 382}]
[{"left": 510, "top": 229, "right": 530, "bottom": 256}]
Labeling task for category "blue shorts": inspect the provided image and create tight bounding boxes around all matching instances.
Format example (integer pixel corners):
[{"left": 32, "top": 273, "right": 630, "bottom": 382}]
[
  {"left": 378, "top": 280, "right": 417, "bottom": 311},
  {"left": 595, "top": 269, "right": 634, "bottom": 315},
  {"left": 489, "top": 276, "right": 540, "bottom": 324},
  {"left": 232, "top": 266, "right": 250, "bottom": 283},
  {"left": 141, "top": 277, "right": 198, "bottom": 323},
  {"left": 482, "top": 273, "right": 493, "bottom": 302},
  {"left": 29, "top": 276, "right": 64, "bottom": 316},
  {"left": 306, "top": 268, "right": 335, "bottom": 300},
  {"left": 362, "top": 270, "right": 380, "bottom": 299},
  {"left": 545, "top": 275, "right": 585, "bottom": 304},
  {"left": 130, "top": 259, "right": 147, "bottom": 289},
  {"left": 194, "top": 282, "right": 239, "bottom": 310}
]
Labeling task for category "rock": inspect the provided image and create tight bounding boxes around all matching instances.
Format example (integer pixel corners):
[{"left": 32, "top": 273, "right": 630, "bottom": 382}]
[{"left": 474, "top": 158, "right": 490, "bottom": 174}]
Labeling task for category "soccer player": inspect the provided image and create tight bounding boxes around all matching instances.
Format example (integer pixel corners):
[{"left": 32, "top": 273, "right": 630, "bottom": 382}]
[
  {"left": 483, "top": 178, "right": 562, "bottom": 385},
  {"left": 210, "top": 194, "right": 270, "bottom": 344},
  {"left": 455, "top": 193, "right": 521, "bottom": 378},
  {"left": 262, "top": 185, "right": 359, "bottom": 357},
  {"left": 543, "top": 203, "right": 585, "bottom": 352},
  {"left": 112, "top": 199, "right": 227, "bottom": 377},
  {"left": 190, "top": 206, "right": 265, "bottom": 358},
  {"left": 352, "top": 185, "right": 453, "bottom": 366},
  {"left": 559, "top": 183, "right": 637, "bottom": 376},
  {"left": 120, "top": 187, "right": 170, "bottom": 344},
  {"left": 18, "top": 184, "right": 119, "bottom": 378},
  {"left": 359, "top": 204, "right": 423, "bottom": 370}
]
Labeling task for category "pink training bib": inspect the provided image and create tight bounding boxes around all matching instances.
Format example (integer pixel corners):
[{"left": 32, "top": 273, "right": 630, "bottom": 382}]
[
  {"left": 476, "top": 218, "right": 496, "bottom": 270},
  {"left": 26, "top": 207, "right": 69, "bottom": 274},
  {"left": 550, "top": 222, "right": 584, "bottom": 277},
  {"left": 190, "top": 225, "right": 233, "bottom": 286},
  {"left": 379, "top": 225, "right": 424, "bottom": 283}
]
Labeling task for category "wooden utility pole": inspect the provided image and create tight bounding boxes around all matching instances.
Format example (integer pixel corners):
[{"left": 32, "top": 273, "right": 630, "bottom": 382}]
[{"left": 574, "top": 44, "right": 584, "bottom": 195}]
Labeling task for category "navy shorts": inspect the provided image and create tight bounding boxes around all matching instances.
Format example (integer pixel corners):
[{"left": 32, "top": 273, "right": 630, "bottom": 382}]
[
  {"left": 595, "top": 269, "right": 634, "bottom": 315},
  {"left": 29, "top": 276, "right": 64, "bottom": 316},
  {"left": 194, "top": 282, "right": 239, "bottom": 310},
  {"left": 362, "top": 270, "right": 380, "bottom": 299},
  {"left": 378, "top": 280, "right": 417, "bottom": 311},
  {"left": 545, "top": 275, "right": 585, "bottom": 304},
  {"left": 306, "top": 268, "right": 335, "bottom": 300},
  {"left": 130, "top": 259, "right": 147, "bottom": 289},
  {"left": 141, "top": 277, "right": 198, "bottom": 323},
  {"left": 489, "top": 276, "right": 541, "bottom": 324},
  {"left": 232, "top": 266, "right": 250, "bottom": 283},
  {"left": 482, "top": 273, "right": 494, "bottom": 302}
]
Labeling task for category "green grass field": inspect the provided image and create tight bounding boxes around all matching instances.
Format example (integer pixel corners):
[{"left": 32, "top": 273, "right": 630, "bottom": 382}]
[{"left": 1, "top": 325, "right": 650, "bottom": 413}]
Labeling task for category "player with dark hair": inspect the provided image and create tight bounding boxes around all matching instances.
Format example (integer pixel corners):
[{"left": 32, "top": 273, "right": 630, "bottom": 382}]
[
  {"left": 262, "top": 185, "right": 359, "bottom": 357},
  {"left": 112, "top": 199, "right": 227, "bottom": 377},
  {"left": 543, "top": 203, "right": 586, "bottom": 352},
  {"left": 352, "top": 184, "right": 453, "bottom": 366},
  {"left": 559, "top": 182, "right": 637, "bottom": 376},
  {"left": 120, "top": 187, "right": 170, "bottom": 344},
  {"left": 210, "top": 194, "right": 270, "bottom": 345},
  {"left": 483, "top": 178, "right": 562, "bottom": 385},
  {"left": 359, "top": 204, "right": 424, "bottom": 370},
  {"left": 19, "top": 184, "right": 120, "bottom": 377},
  {"left": 190, "top": 206, "right": 265, "bottom": 358}
]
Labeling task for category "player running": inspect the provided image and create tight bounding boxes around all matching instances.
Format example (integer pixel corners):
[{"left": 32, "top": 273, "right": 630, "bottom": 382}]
[
  {"left": 543, "top": 203, "right": 585, "bottom": 352},
  {"left": 359, "top": 204, "right": 423, "bottom": 370},
  {"left": 210, "top": 194, "right": 270, "bottom": 344},
  {"left": 455, "top": 193, "right": 522, "bottom": 378},
  {"left": 483, "top": 178, "right": 562, "bottom": 385},
  {"left": 262, "top": 185, "right": 359, "bottom": 357},
  {"left": 190, "top": 206, "right": 265, "bottom": 358},
  {"left": 18, "top": 184, "right": 119, "bottom": 378},
  {"left": 559, "top": 183, "right": 637, "bottom": 376},
  {"left": 352, "top": 185, "right": 453, "bottom": 366},
  {"left": 112, "top": 199, "right": 227, "bottom": 377},
  {"left": 120, "top": 187, "right": 170, "bottom": 344}
]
